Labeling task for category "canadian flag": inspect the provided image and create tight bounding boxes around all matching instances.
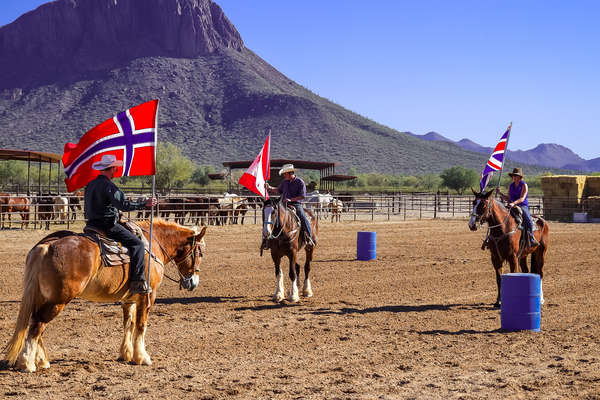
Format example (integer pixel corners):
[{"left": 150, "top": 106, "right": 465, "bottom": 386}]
[{"left": 239, "top": 134, "right": 271, "bottom": 199}]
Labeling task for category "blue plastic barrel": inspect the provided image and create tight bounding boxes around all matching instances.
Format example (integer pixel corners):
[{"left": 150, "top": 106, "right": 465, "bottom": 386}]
[
  {"left": 357, "top": 232, "right": 376, "bottom": 261},
  {"left": 500, "top": 273, "right": 541, "bottom": 332}
]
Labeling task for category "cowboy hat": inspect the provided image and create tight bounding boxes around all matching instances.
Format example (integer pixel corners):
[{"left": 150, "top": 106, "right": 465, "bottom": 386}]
[
  {"left": 279, "top": 163, "right": 295, "bottom": 175},
  {"left": 508, "top": 167, "right": 523, "bottom": 178},
  {"left": 92, "top": 154, "right": 124, "bottom": 170}
]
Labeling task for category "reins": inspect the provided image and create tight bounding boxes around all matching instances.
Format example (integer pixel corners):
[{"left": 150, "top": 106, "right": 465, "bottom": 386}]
[
  {"left": 137, "top": 225, "right": 202, "bottom": 285},
  {"left": 269, "top": 203, "right": 300, "bottom": 242},
  {"left": 479, "top": 198, "right": 519, "bottom": 258}
]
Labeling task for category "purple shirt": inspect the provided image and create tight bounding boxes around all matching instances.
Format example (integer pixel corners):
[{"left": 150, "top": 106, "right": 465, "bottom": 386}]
[
  {"left": 277, "top": 177, "right": 307, "bottom": 202},
  {"left": 509, "top": 180, "right": 528, "bottom": 206}
]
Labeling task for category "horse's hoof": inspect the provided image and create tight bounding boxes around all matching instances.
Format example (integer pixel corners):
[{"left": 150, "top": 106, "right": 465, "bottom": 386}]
[
  {"left": 287, "top": 294, "right": 300, "bottom": 303},
  {"left": 302, "top": 290, "right": 313, "bottom": 298},
  {"left": 273, "top": 293, "right": 284, "bottom": 303},
  {"left": 37, "top": 360, "right": 50, "bottom": 369},
  {"left": 132, "top": 354, "right": 152, "bottom": 366}
]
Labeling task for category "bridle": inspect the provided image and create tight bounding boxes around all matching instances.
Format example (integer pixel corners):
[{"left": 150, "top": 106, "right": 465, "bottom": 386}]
[
  {"left": 472, "top": 195, "right": 518, "bottom": 257},
  {"left": 269, "top": 202, "right": 299, "bottom": 242},
  {"left": 138, "top": 226, "right": 204, "bottom": 289}
]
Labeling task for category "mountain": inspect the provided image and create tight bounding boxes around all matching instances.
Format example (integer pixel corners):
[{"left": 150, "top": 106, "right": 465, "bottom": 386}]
[
  {"left": 412, "top": 132, "right": 597, "bottom": 172},
  {"left": 0, "top": 0, "right": 569, "bottom": 175}
]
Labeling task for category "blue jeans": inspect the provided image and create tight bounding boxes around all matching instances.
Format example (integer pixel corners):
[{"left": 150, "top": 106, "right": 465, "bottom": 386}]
[
  {"left": 88, "top": 221, "right": 146, "bottom": 282},
  {"left": 520, "top": 205, "right": 534, "bottom": 235},
  {"left": 289, "top": 202, "right": 312, "bottom": 239}
]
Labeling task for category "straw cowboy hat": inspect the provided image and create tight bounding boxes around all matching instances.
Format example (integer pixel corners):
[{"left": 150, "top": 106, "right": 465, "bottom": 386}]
[
  {"left": 92, "top": 154, "right": 124, "bottom": 170},
  {"left": 508, "top": 167, "right": 524, "bottom": 178},
  {"left": 279, "top": 163, "right": 295, "bottom": 175}
]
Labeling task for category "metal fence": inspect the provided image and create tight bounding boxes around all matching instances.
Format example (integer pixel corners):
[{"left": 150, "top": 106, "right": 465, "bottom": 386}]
[{"left": 2, "top": 191, "right": 574, "bottom": 231}]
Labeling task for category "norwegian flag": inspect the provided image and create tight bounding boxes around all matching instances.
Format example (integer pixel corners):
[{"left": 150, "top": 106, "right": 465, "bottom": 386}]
[
  {"left": 238, "top": 134, "right": 271, "bottom": 199},
  {"left": 62, "top": 100, "right": 159, "bottom": 192},
  {"left": 480, "top": 122, "right": 511, "bottom": 192}
]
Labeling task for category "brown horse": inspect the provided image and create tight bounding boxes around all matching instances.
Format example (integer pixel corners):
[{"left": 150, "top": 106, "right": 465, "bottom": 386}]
[
  {"left": 1, "top": 195, "right": 31, "bottom": 229},
  {"left": 0, "top": 192, "right": 10, "bottom": 228},
  {"left": 4, "top": 219, "right": 207, "bottom": 372},
  {"left": 468, "top": 189, "right": 549, "bottom": 307},
  {"left": 264, "top": 200, "right": 318, "bottom": 303}
]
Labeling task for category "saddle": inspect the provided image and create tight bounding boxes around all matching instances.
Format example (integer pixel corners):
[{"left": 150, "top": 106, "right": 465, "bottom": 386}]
[{"left": 83, "top": 221, "right": 149, "bottom": 267}]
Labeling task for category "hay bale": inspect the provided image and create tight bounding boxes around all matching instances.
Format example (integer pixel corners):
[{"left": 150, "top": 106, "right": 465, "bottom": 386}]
[
  {"left": 583, "top": 176, "right": 600, "bottom": 197},
  {"left": 541, "top": 175, "right": 587, "bottom": 221},
  {"left": 541, "top": 175, "right": 586, "bottom": 199},
  {"left": 583, "top": 196, "right": 600, "bottom": 218}
]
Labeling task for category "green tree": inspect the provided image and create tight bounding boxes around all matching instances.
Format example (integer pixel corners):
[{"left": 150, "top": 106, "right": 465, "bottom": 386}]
[
  {"left": 191, "top": 165, "right": 215, "bottom": 186},
  {"left": 440, "top": 166, "right": 479, "bottom": 194},
  {"left": 418, "top": 173, "right": 442, "bottom": 191},
  {"left": 153, "top": 142, "right": 194, "bottom": 192}
]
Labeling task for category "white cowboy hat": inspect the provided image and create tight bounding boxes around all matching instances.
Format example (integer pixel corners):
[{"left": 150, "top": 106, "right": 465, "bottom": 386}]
[
  {"left": 92, "top": 154, "right": 124, "bottom": 170},
  {"left": 279, "top": 163, "right": 295, "bottom": 175}
]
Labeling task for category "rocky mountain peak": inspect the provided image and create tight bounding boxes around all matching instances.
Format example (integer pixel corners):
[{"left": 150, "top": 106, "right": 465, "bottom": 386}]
[{"left": 0, "top": 0, "right": 244, "bottom": 90}]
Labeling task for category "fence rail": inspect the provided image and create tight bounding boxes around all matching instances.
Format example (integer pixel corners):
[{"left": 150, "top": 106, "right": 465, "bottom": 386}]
[{"left": 1, "top": 191, "right": 595, "bottom": 230}]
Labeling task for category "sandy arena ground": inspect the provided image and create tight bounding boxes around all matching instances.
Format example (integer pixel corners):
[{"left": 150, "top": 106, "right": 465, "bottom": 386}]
[{"left": 0, "top": 218, "right": 599, "bottom": 399}]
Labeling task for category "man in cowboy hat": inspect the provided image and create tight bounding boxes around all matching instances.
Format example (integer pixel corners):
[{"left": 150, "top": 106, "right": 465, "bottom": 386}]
[
  {"left": 496, "top": 167, "right": 539, "bottom": 248},
  {"left": 84, "top": 154, "right": 158, "bottom": 295},
  {"left": 264, "top": 163, "right": 315, "bottom": 249}
]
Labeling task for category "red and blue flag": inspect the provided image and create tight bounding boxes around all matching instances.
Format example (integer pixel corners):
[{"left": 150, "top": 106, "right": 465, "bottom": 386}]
[
  {"left": 480, "top": 123, "right": 511, "bottom": 192},
  {"left": 62, "top": 99, "right": 159, "bottom": 192}
]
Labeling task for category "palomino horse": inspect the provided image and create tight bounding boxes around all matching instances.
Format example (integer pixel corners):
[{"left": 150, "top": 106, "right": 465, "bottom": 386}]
[
  {"left": 264, "top": 199, "right": 318, "bottom": 303},
  {"left": 468, "top": 189, "right": 549, "bottom": 307},
  {"left": 4, "top": 219, "right": 207, "bottom": 372}
]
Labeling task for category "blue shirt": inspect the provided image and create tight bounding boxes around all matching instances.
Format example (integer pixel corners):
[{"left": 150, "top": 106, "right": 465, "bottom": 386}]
[{"left": 277, "top": 176, "right": 307, "bottom": 203}]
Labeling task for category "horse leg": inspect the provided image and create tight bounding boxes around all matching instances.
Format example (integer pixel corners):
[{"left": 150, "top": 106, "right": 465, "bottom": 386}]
[
  {"left": 287, "top": 252, "right": 300, "bottom": 303},
  {"left": 491, "top": 254, "right": 503, "bottom": 308},
  {"left": 119, "top": 302, "right": 136, "bottom": 362},
  {"left": 131, "top": 296, "right": 152, "bottom": 365},
  {"left": 533, "top": 242, "right": 547, "bottom": 305},
  {"left": 272, "top": 253, "right": 285, "bottom": 302},
  {"left": 519, "top": 256, "right": 529, "bottom": 273},
  {"left": 302, "top": 246, "right": 314, "bottom": 297},
  {"left": 18, "top": 302, "right": 66, "bottom": 372}
]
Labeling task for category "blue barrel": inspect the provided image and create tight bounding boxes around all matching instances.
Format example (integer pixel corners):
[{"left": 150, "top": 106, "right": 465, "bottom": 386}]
[
  {"left": 357, "top": 232, "right": 376, "bottom": 261},
  {"left": 501, "top": 273, "right": 541, "bottom": 332}
]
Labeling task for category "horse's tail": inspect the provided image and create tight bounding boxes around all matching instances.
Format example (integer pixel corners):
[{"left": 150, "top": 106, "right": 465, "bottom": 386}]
[{"left": 4, "top": 245, "right": 45, "bottom": 366}]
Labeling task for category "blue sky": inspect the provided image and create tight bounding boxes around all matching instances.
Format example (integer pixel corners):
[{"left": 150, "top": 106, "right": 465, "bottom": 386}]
[{"left": 2, "top": 0, "right": 599, "bottom": 159}]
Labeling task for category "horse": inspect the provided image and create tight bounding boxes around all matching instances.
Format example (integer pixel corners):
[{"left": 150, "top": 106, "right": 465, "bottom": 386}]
[
  {"left": 264, "top": 199, "right": 318, "bottom": 303},
  {"left": 2, "top": 195, "right": 31, "bottom": 229},
  {"left": 329, "top": 198, "right": 343, "bottom": 223},
  {"left": 468, "top": 189, "right": 549, "bottom": 307},
  {"left": 0, "top": 192, "right": 10, "bottom": 228},
  {"left": 53, "top": 196, "right": 69, "bottom": 224},
  {"left": 4, "top": 219, "right": 207, "bottom": 372}
]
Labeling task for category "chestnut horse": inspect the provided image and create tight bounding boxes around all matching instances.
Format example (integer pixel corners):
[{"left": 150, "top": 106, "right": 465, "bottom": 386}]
[
  {"left": 4, "top": 219, "right": 207, "bottom": 372},
  {"left": 1, "top": 195, "right": 31, "bottom": 229},
  {"left": 264, "top": 200, "right": 318, "bottom": 303},
  {"left": 468, "top": 189, "right": 549, "bottom": 307}
]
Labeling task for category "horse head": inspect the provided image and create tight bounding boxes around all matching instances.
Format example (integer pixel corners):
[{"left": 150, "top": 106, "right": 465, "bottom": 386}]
[
  {"left": 173, "top": 225, "right": 207, "bottom": 291},
  {"left": 468, "top": 188, "right": 494, "bottom": 231}
]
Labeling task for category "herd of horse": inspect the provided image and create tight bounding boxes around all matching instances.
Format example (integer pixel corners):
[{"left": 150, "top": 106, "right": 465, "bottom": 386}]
[
  {"left": 2, "top": 189, "right": 549, "bottom": 373},
  {"left": 0, "top": 192, "right": 82, "bottom": 230}
]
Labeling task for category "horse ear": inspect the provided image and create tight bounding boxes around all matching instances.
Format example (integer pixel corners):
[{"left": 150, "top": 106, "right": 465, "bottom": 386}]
[
  {"left": 471, "top": 187, "right": 479, "bottom": 195},
  {"left": 484, "top": 189, "right": 494, "bottom": 198},
  {"left": 193, "top": 225, "right": 207, "bottom": 240}
]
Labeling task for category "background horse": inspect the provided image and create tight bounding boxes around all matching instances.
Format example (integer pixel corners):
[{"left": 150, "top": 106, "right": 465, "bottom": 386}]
[
  {"left": 468, "top": 189, "right": 549, "bottom": 307},
  {"left": 4, "top": 219, "right": 207, "bottom": 372},
  {"left": 2, "top": 195, "right": 31, "bottom": 229},
  {"left": 264, "top": 199, "right": 318, "bottom": 303}
]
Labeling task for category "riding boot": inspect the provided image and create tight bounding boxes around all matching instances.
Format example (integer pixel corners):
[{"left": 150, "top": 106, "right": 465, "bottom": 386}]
[
  {"left": 130, "top": 280, "right": 152, "bottom": 295},
  {"left": 529, "top": 232, "right": 539, "bottom": 248}
]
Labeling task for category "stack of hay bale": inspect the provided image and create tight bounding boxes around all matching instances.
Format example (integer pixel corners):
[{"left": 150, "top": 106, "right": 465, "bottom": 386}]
[
  {"left": 540, "top": 175, "right": 586, "bottom": 221},
  {"left": 583, "top": 176, "right": 600, "bottom": 221}
]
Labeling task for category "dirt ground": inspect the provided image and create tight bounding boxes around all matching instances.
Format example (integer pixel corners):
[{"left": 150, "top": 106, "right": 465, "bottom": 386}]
[{"left": 0, "top": 218, "right": 599, "bottom": 399}]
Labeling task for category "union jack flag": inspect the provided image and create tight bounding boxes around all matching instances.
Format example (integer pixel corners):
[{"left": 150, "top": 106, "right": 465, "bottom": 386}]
[
  {"left": 479, "top": 122, "right": 511, "bottom": 192},
  {"left": 62, "top": 100, "right": 159, "bottom": 192}
]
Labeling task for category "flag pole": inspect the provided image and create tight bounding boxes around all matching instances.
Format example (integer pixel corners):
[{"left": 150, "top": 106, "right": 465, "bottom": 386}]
[
  {"left": 146, "top": 100, "right": 159, "bottom": 289},
  {"left": 495, "top": 122, "right": 512, "bottom": 195}
]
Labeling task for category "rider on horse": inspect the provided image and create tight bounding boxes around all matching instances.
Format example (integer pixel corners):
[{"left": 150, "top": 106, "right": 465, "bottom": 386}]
[
  {"left": 84, "top": 154, "right": 157, "bottom": 294},
  {"left": 496, "top": 167, "right": 539, "bottom": 248},
  {"left": 263, "top": 163, "right": 316, "bottom": 250}
]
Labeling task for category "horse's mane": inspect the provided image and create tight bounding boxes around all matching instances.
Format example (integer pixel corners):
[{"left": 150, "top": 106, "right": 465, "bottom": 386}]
[{"left": 136, "top": 218, "right": 195, "bottom": 234}]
